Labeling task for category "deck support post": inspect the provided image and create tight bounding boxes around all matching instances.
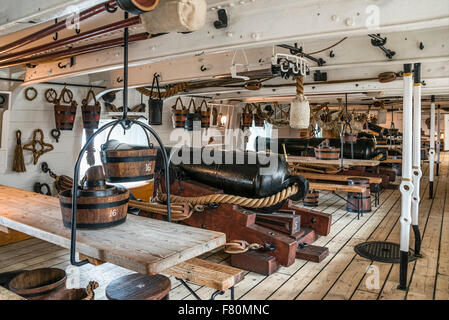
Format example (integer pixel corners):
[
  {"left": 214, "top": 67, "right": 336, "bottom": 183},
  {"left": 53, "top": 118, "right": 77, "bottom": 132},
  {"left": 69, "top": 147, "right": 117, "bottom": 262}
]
[
  {"left": 411, "top": 63, "right": 422, "bottom": 258},
  {"left": 436, "top": 105, "right": 441, "bottom": 176},
  {"left": 429, "top": 96, "right": 436, "bottom": 199},
  {"left": 398, "top": 63, "right": 414, "bottom": 291}
]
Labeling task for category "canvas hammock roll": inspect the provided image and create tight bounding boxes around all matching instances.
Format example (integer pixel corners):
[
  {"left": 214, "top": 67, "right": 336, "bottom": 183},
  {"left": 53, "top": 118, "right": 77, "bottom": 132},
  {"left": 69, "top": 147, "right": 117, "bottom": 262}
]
[
  {"left": 289, "top": 76, "right": 310, "bottom": 129},
  {"left": 140, "top": 0, "right": 207, "bottom": 33}
]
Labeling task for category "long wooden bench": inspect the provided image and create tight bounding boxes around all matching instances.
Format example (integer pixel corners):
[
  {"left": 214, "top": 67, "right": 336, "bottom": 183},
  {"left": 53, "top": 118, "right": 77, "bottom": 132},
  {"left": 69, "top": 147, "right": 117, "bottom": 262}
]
[
  {"left": 80, "top": 254, "right": 245, "bottom": 300},
  {"left": 307, "top": 182, "right": 368, "bottom": 219},
  {"left": 165, "top": 258, "right": 245, "bottom": 300},
  {"left": 300, "top": 173, "right": 381, "bottom": 206}
]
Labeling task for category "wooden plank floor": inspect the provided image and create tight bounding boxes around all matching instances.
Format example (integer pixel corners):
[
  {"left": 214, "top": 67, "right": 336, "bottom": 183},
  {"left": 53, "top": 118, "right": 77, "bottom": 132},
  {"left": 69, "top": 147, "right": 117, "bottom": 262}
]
[{"left": 0, "top": 153, "right": 448, "bottom": 300}]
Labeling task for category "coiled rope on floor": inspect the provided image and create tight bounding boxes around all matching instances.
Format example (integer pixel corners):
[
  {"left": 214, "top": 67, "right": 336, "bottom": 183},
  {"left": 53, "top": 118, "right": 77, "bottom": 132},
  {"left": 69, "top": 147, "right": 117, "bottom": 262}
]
[
  {"left": 128, "top": 200, "right": 204, "bottom": 221},
  {"left": 156, "top": 184, "right": 299, "bottom": 209}
]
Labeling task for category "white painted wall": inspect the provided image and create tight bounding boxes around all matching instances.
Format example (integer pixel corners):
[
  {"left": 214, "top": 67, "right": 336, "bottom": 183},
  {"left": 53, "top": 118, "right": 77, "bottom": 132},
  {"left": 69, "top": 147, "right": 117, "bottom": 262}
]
[{"left": 0, "top": 84, "right": 87, "bottom": 192}]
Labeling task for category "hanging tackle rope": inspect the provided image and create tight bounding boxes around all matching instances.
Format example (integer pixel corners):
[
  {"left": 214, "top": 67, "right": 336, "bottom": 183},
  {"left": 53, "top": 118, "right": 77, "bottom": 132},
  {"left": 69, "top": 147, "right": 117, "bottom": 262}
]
[{"left": 136, "top": 82, "right": 189, "bottom": 99}]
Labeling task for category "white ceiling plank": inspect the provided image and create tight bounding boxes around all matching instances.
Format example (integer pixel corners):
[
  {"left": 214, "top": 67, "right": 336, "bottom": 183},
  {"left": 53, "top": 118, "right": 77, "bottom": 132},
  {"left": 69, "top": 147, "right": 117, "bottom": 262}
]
[{"left": 23, "top": 0, "right": 449, "bottom": 83}]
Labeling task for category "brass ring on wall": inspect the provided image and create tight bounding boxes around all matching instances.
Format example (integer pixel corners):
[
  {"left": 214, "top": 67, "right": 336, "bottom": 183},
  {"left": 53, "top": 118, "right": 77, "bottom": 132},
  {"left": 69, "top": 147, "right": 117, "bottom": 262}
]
[{"left": 24, "top": 87, "right": 38, "bottom": 101}]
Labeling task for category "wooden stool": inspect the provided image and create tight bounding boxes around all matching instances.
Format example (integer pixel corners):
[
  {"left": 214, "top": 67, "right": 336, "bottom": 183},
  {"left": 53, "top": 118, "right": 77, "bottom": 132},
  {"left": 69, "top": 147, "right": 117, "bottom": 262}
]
[{"left": 106, "top": 273, "right": 171, "bottom": 300}]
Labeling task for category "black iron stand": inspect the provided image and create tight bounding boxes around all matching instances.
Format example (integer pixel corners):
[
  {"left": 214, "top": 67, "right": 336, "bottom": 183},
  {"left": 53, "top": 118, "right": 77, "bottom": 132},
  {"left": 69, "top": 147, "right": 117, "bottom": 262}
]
[
  {"left": 177, "top": 278, "right": 235, "bottom": 300},
  {"left": 69, "top": 11, "right": 172, "bottom": 266}
]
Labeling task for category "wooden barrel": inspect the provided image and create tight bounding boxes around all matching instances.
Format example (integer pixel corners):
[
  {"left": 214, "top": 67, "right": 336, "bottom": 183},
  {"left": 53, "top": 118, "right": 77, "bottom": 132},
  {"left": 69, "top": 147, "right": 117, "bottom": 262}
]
[
  {"left": 303, "top": 190, "right": 319, "bottom": 207},
  {"left": 8, "top": 268, "right": 66, "bottom": 300},
  {"left": 314, "top": 147, "right": 340, "bottom": 160},
  {"left": 347, "top": 178, "right": 371, "bottom": 213},
  {"left": 58, "top": 187, "right": 129, "bottom": 229},
  {"left": 81, "top": 104, "right": 101, "bottom": 129},
  {"left": 54, "top": 102, "right": 77, "bottom": 130},
  {"left": 101, "top": 141, "right": 157, "bottom": 183}
]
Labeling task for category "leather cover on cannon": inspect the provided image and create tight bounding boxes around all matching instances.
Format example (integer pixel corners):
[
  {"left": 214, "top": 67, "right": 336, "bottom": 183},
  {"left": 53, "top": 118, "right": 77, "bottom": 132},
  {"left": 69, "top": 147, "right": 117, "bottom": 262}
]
[
  {"left": 256, "top": 135, "right": 382, "bottom": 160},
  {"left": 156, "top": 147, "right": 309, "bottom": 207},
  {"left": 144, "top": 147, "right": 331, "bottom": 271}
]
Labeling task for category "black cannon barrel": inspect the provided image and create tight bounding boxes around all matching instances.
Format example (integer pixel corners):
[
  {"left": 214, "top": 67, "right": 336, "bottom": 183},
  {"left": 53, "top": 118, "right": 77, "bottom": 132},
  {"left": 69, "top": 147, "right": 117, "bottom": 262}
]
[
  {"left": 255, "top": 135, "right": 378, "bottom": 160},
  {"left": 154, "top": 147, "right": 309, "bottom": 202}
]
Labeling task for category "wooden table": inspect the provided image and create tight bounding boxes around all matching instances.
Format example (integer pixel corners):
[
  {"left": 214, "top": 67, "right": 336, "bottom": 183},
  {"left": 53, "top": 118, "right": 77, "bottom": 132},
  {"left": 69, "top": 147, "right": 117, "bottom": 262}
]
[
  {"left": 287, "top": 156, "right": 380, "bottom": 167},
  {"left": 0, "top": 185, "right": 226, "bottom": 275},
  {"left": 299, "top": 172, "right": 383, "bottom": 184}
]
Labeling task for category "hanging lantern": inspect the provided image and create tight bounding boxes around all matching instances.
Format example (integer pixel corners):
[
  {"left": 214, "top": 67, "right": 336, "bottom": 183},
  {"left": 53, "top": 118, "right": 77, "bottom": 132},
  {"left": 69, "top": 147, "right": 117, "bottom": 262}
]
[{"left": 290, "top": 76, "right": 310, "bottom": 129}]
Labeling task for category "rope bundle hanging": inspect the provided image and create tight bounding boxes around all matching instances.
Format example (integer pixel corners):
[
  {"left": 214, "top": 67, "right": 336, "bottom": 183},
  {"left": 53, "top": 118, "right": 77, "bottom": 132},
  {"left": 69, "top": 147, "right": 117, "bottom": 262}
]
[
  {"left": 289, "top": 76, "right": 310, "bottom": 129},
  {"left": 12, "top": 130, "right": 26, "bottom": 172},
  {"left": 156, "top": 184, "right": 299, "bottom": 209},
  {"left": 136, "top": 82, "right": 188, "bottom": 99}
]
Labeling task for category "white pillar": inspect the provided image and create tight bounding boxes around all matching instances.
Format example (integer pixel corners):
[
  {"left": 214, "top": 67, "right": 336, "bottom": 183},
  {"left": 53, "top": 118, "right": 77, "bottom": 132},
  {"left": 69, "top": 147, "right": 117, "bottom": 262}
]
[
  {"left": 429, "top": 95, "right": 436, "bottom": 198},
  {"left": 437, "top": 105, "right": 441, "bottom": 176},
  {"left": 398, "top": 63, "right": 414, "bottom": 290},
  {"left": 411, "top": 63, "right": 422, "bottom": 257}
]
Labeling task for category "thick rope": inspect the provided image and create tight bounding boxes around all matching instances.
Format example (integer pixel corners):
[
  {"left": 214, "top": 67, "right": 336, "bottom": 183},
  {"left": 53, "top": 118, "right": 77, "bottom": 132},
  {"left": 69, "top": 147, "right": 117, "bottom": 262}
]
[
  {"left": 224, "top": 240, "right": 262, "bottom": 254},
  {"left": 128, "top": 200, "right": 203, "bottom": 221},
  {"left": 83, "top": 281, "right": 99, "bottom": 300},
  {"left": 156, "top": 184, "right": 299, "bottom": 209},
  {"left": 136, "top": 82, "right": 188, "bottom": 99},
  {"left": 296, "top": 76, "right": 304, "bottom": 96}
]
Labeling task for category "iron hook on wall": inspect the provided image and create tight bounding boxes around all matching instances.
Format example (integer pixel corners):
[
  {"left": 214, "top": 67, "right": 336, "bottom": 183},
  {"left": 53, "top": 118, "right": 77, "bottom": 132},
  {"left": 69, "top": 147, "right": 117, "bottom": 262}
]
[{"left": 53, "top": 19, "right": 59, "bottom": 41}]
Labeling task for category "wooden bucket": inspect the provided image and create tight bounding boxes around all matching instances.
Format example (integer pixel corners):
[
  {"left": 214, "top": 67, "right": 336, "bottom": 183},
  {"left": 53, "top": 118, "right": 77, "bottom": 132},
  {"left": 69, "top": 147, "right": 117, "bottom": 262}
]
[
  {"left": 314, "top": 147, "right": 340, "bottom": 160},
  {"left": 54, "top": 102, "right": 77, "bottom": 130},
  {"left": 58, "top": 165, "right": 129, "bottom": 229},
  {"left": 45, "top": 288, "right": 91, "bottom": 300},
  {"left": 346, "top": 178, "right": 371, "bottom": 213},
  {"left": 171, "top": 97, "right": 187, "bottom": 128},
  {"left": 58, "top": 187, "right": 129, "bottom": 229},
  {"left": 8, "top": 268, "right": 66, "bottom": 300},
  {"left": 303, "top": 190, "right": 319, "bottom": 207},
  {"left": 343, "top": 132, "right": 357, "bottom": 143},
  {"left": 81, "top": 89, "right": 101, "bottom": 129},
  {"left": 101, "top": 140, "right": 157, "bottom": 183},
  {"left": 241, "top": 104, "right": 253, "bottom": 128},
  {"left": 54, "top": 87, "right": 78, "bottom": 131}
]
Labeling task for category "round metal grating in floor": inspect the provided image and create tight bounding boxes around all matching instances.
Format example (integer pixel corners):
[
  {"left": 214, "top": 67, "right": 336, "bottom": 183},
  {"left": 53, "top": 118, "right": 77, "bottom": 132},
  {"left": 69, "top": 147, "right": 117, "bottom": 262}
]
[{"left": 354, "top": 241, "right": 417, "bottom": 263}]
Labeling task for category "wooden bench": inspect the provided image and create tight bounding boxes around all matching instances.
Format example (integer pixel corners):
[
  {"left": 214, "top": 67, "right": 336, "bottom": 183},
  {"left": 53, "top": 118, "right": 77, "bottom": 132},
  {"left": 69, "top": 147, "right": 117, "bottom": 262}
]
[
  {"left": 308, "top": 182, "right": 369, "bottom": 219},
  {"left": 300, "top": 173, "right": 382, "bottom": 206},
  {"left": 165, "top": 258, "right": 245, "bottom": 300}
]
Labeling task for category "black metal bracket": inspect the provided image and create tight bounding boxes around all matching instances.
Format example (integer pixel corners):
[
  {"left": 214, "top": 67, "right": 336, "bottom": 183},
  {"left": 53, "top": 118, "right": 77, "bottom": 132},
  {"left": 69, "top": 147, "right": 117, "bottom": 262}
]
[
  {"left": 314, "top": 70, "right": 327, "bottom": 82},
  {"left": 53, "top": 19, "right": 59, "bottom": 41},
  {"left": 105, "top": 2, "right": 118, "bottom": 13},
  {"left": 177, "top": 278, "right": 235, "bottom": 300},
  {"left": 277, "top": 43, "right": 326, "bottom": 66},
  {"left": 368, "top": 34, "right": 395, "bottom": 59},
  {"left": 58, "top": 57, "right": 75, "bottom": 69},
  {"left": 69, "top": 10, "right": 172, "bottom": 267},
  {"left": 214, "top": 9, "right": 228, "bottom": 29}
]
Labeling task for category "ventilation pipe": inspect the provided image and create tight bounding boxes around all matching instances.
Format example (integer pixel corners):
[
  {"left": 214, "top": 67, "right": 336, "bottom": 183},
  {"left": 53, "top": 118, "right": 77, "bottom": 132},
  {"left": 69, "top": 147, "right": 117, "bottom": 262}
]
[
  {"left": 411, "top": 63, "right": 422, "bottom": 258},
  {"left": 429, "top": 95, "right": 436, "bottom": 198},
  {"left": 398, "top": 63, "right": 414, "bottom": 291}
]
